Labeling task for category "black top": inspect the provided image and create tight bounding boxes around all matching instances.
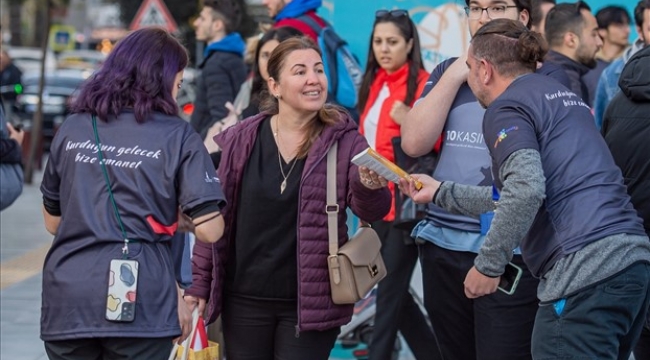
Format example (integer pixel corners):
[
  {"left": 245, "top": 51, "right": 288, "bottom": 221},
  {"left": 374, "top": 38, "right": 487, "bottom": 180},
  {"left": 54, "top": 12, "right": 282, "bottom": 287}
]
[{"left": 226, "top": 117, "right": 306, "bottom": 300}]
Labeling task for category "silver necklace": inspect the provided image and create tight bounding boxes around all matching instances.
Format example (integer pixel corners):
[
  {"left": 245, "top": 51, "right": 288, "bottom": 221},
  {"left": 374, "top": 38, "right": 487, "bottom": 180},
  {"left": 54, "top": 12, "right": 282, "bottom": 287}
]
[{"left": 274, "top": 117, "right": 298, "bottom": 194}]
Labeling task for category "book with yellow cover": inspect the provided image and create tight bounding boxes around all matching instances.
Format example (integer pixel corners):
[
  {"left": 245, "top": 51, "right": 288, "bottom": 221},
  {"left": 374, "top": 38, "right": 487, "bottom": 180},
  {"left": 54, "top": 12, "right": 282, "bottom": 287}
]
[{"left": 351, "top": 147, "right": 422, "bottom": 190}]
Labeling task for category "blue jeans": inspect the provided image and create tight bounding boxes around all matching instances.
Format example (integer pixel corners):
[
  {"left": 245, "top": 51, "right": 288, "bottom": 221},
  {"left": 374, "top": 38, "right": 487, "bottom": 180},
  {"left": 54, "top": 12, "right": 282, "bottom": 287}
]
[{"left": 532, "top": 262, "right": 650, "bottom": 359}]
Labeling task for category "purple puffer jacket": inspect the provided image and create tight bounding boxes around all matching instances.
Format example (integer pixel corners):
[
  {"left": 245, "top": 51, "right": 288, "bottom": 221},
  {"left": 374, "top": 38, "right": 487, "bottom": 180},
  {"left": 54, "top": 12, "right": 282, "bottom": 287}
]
[{"left": 184, "top": 111, "right": 391, "bottom": 332}]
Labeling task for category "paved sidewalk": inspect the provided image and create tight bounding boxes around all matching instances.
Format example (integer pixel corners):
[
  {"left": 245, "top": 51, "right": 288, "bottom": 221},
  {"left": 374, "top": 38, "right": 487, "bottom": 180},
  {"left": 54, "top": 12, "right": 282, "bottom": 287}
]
[{"left": 1, "top": 171, "right": 50, "bottom": 360}]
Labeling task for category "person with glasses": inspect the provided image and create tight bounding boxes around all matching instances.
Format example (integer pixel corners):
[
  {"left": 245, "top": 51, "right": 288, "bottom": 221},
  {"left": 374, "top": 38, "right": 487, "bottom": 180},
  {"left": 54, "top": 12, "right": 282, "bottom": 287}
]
[
  {"left": 402, "top": 19, "right": 650, "bottom": 360},
  {"left": 400, "top": 1, "right": 569, "bottom": 359},
  {"left": 357, "top": 9, "right": 441, "bottom": 360}
]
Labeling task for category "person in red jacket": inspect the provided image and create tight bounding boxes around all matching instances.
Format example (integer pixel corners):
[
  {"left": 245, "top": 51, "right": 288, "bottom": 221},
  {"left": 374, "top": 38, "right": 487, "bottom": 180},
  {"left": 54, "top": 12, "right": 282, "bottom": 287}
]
[{"left": 357, "top": 10, "right": 440, "bottom": 360}]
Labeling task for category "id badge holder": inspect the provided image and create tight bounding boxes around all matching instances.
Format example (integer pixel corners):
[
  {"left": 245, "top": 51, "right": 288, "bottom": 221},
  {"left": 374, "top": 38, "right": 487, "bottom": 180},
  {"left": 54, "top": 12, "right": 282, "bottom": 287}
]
[
  {"left": 480, "top": 185, "right": 499, "bottom": 236},
  {"left": 106, "top": 240, "right": 139, "bottom": 322}
]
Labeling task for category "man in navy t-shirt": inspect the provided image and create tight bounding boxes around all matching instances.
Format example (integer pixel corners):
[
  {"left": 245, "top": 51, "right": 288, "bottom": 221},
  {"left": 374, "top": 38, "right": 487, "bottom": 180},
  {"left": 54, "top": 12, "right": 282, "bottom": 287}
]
[
  {"left": 402, "top": 19, "right": 650, "bottom": 359},
  {"left": 401, "top": 0, "right": 569, "bottom": 358}
]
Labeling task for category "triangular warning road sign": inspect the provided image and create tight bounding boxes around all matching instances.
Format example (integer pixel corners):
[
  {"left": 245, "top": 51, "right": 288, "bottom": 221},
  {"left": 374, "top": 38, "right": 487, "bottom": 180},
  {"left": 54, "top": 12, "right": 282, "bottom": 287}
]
[{"left": 129, "top": 0, "right": 178, "bottom": 33}]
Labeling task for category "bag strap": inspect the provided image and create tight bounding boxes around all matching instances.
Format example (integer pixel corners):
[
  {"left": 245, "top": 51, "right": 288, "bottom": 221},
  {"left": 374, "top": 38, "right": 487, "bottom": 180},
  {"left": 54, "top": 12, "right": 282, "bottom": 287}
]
[
  {"left": 326, "top": 142, "right": 339, "bottom": 257},
  {"left": 296, "top": 14, "right": 341, "bottom": 97},
  {"left": 296, "top": 14, "right": 329, "bottom": 33},
  {"left": 92, "top": 115, "right": 131, "bottom": 258}
]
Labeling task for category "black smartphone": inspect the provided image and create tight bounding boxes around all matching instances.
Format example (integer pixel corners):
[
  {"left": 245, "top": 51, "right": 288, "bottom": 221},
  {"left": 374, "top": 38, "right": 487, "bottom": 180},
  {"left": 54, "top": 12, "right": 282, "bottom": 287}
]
[
  {"left": 498, "top": 262, "right": 523, "bottom": 295},
  {"left": 12, "top": 122, "right": 23, "bottom": 131}
]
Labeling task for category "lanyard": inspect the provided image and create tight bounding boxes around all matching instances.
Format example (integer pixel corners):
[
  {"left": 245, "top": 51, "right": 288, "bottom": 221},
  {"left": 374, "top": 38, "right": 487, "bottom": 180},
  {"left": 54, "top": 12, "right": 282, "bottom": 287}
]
[{"left": 92, "top": 115, "right": 131, "bottom": 258}]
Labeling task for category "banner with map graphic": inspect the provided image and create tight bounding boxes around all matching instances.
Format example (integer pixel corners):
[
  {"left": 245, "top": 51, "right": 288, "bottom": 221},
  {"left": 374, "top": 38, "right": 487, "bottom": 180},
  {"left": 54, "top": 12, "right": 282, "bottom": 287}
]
[{"left": 320, "top": 0, "right": 637, "bottom": 71}]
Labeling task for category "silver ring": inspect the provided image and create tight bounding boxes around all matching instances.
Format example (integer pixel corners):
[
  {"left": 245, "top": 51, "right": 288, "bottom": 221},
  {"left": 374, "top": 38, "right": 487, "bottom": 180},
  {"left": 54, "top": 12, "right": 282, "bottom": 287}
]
[{"left": 366, "top": 179, "right": 374, "bottom": 186}]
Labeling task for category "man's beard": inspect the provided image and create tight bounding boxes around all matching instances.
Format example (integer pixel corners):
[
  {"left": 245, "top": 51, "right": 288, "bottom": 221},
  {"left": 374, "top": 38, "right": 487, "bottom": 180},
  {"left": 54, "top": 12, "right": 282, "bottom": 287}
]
[{"left": 577, "top": 47, "right": 598, "bottom": 68}]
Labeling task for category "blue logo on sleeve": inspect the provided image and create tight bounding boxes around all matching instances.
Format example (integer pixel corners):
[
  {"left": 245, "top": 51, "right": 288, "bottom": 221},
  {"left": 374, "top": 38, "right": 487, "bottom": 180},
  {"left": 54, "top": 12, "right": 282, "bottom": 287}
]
[{"left": 494, "top": 126, "right": 518, "bottom": 148}]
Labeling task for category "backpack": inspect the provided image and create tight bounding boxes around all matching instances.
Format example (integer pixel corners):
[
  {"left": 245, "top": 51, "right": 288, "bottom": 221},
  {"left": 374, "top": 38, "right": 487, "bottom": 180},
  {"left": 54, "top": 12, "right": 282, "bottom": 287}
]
[{"left": 297, "top": 15, "right": 363, "bottom": 112}]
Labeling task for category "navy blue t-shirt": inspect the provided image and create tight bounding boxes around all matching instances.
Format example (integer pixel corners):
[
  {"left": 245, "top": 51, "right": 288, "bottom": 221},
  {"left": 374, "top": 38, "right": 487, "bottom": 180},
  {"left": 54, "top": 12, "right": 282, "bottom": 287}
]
[
  {"left": 40, "top": 112, "right": 226, "bottom": 341},
  {"left": 417, "top": 58, "right": 571, "bottom": 234},
  {"left": 482, "top": 74, "right": 645, "bottom": 276}
]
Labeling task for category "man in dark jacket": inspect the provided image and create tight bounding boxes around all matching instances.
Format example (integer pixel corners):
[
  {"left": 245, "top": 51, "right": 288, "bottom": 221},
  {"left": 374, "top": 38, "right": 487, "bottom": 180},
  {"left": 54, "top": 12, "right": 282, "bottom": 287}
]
[
  {"left": 190, "top": 0, "right": 247, "bottom": 158},
  {"left": 544, "top": 1, "right": 603, "bottom": 105},
  {"left": 602, "top": 45, "right": 650, "bottom": 360}
]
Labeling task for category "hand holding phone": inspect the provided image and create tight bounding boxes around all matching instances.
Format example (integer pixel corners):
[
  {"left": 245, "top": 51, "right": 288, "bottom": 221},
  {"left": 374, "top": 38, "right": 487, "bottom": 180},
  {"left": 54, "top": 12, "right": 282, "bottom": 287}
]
[{"left": 497, "top": 262, "right": 523, "bottom": 295}]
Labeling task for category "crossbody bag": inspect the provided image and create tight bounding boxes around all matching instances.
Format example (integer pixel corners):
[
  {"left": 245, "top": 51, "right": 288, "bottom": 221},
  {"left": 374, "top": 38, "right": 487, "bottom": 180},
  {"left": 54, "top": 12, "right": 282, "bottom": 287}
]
[{"left": 326, "top": 142, "right": 387, "bottom": 304}]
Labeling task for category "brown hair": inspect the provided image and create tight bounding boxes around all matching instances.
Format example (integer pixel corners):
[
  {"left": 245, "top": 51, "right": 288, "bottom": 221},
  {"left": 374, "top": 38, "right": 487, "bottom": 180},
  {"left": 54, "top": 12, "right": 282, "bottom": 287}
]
[
  {"left": 260, "top": 36, "right": 345, "bottom": 159},
  {"left": 544, "top": 1, "right": 591, "bottom": 47},
  {"left": 471, "top": 19, "right": 548, "bottom": 77},
  {"left": 358, "top": 10, "right": 425, "bottom": 113},
  {"left": 203, "top": 0, "right": 242, "bottom": 34}
]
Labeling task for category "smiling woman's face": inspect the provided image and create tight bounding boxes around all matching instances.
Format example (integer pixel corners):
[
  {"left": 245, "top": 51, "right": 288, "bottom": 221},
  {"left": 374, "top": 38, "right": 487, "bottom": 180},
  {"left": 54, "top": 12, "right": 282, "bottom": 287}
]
[{"left": 269, "top": 49, "right": 328, "bottom": 114}]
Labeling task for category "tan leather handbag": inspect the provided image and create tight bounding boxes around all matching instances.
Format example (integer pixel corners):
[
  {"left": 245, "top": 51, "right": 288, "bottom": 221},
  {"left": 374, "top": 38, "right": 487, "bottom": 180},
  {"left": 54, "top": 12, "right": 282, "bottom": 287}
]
[{"left": 326, "top": 143, "right": 387, "bottom": 305}]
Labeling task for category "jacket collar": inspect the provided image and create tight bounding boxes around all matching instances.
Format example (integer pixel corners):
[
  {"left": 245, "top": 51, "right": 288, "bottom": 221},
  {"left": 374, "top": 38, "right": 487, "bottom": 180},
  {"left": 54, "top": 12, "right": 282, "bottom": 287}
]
[
  {"left": 200, "top": 33, "right": 245, "bottom": 66},
  {"left": 373, "top": 63, "right": 410, "bottom": 89},
  {"left": 546, "top": 50, "right": 590, "bottom": 76}
]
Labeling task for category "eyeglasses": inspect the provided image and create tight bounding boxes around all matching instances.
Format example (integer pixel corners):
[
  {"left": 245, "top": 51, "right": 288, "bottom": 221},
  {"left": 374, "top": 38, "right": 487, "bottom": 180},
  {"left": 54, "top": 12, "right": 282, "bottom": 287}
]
[
  {"left": 464, "top": 5, "right": 518, "bottom": 20},
  {"left": 375, "top": 9, "right": 409, "bottom": 19}
]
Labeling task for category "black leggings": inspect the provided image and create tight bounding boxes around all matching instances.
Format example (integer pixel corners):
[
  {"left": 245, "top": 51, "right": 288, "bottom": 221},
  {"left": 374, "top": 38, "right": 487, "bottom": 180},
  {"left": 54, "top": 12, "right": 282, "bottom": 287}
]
[
  {"left": 44, "top": 337, "right": 174, "bottom": 360},
  {"left": 222, "top": 294, "right": 340, "bottom": 360}
]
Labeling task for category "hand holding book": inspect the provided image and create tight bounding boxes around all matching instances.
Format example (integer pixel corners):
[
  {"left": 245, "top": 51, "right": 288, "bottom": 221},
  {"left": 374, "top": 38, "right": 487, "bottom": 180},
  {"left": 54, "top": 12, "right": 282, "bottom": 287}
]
[
  {"left": 358, "top": 166, "right": 389, "bottom": 190},
  {"left": 352, "top": 147, "right": 423, "bottom": 190}
]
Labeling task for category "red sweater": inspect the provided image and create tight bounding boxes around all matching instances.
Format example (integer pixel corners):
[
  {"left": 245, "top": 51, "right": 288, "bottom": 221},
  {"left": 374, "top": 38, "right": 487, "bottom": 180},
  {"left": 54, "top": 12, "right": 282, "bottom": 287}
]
[{"left": 359, "top": 63, "right": 429, "bottom": 221}]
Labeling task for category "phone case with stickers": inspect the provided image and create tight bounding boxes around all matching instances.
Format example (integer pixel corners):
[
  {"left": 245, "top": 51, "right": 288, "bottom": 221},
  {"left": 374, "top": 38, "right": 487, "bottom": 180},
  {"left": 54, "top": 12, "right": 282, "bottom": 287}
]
[{"left": 106, "top": 259, "right": 139, "bottom": 322}]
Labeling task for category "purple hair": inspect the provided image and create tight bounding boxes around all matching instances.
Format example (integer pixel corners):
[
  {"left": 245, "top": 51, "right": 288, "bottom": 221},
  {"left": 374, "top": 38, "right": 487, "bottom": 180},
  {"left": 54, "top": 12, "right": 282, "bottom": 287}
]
[{"left": 71, "top": 27, "right": 188, "bottom": 123}]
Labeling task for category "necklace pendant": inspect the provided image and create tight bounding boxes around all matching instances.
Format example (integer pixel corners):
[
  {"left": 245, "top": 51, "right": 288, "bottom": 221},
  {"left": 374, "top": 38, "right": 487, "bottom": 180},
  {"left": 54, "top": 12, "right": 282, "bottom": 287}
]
[{"left": 280, "top": 179, "right": 287, "bottom": 194}]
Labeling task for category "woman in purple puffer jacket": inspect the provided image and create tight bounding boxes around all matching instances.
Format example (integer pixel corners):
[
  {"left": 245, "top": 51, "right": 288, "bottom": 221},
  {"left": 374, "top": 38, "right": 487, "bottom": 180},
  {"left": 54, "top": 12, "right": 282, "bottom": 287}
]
[{"left": 183, "top": 37, "right": 391, "bottom": 360}]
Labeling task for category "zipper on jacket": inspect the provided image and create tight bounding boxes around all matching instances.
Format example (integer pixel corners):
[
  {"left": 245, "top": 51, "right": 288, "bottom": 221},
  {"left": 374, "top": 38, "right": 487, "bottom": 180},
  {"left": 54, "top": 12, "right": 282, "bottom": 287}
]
[{"left": 295, "top": 142, "right": 337, "bottom": 339}]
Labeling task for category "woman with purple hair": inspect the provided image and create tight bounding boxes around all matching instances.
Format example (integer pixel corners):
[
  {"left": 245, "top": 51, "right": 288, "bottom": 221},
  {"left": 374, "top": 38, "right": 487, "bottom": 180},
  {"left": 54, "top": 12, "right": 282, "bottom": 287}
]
[{"left": 39, "top": 27, "right": 226, "bottom": 359}]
